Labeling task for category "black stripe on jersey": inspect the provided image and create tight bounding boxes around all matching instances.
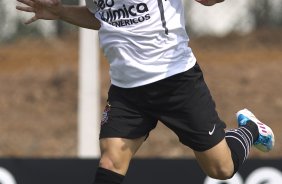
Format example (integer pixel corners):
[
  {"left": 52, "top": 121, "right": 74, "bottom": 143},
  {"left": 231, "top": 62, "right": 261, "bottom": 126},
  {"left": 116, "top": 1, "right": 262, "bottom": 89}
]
[{"left": 157, "top": 0, "right": 169, "bottom": 35}]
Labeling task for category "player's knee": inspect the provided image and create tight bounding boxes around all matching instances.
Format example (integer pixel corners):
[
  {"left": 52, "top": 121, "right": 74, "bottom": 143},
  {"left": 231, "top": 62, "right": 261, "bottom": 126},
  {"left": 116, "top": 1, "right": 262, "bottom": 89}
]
[
  {"left": 99, "top": 154, "right": 122, "bottom": 171},
  {"left": 99, "top": 155, "right": 115, "bottom": 170},
  {"left": 205, "top": 166, "right": 234, "bottom": 180},
  {"left": 99, "top": 153, "right": 130, "bottom": 174}
]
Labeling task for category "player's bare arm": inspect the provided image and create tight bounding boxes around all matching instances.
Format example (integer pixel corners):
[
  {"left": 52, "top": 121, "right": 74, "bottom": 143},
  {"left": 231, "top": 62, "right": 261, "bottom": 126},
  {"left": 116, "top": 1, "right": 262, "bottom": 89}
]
[
  {"left": 196, "top": 0, "right": 225, "bottom": 6},
  {"left": 16, "top": 0, "right": 100, "bottom": 30}
]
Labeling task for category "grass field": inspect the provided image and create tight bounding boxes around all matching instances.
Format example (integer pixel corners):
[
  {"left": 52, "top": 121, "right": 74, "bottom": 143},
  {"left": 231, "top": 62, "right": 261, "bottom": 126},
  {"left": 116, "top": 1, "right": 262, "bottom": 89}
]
[{"left": 0, "top": 29, "right": 281, "bottom": 158}]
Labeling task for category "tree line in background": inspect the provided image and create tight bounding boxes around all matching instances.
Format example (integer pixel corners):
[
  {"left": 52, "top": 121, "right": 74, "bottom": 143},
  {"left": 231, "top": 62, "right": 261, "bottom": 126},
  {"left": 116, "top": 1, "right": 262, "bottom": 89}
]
[
  {"left": 250, "top": 0, "right": 282, "bottom": 28},
  {"left": 0, "top": 0, "right": 282, "bottom": 42}
]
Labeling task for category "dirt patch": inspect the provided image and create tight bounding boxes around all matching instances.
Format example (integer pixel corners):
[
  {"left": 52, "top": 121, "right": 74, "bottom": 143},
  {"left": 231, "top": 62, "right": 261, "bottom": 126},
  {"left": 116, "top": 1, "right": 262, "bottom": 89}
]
[{"left": 0, "top": 29, "right": 281, "bottom": 158}]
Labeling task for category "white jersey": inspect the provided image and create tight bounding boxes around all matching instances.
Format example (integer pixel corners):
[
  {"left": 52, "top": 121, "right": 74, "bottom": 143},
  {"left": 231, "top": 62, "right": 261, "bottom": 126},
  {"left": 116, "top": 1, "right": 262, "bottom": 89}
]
[{"left": 86, "top": 0, "right": 196, "bottom": 88}]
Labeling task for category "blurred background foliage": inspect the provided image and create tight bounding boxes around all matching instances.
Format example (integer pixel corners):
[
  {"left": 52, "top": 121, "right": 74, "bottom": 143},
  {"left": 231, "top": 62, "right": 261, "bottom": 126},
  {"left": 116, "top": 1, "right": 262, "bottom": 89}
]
[{"left": 0, "top": 0, "right": 282, "bottom": 42}]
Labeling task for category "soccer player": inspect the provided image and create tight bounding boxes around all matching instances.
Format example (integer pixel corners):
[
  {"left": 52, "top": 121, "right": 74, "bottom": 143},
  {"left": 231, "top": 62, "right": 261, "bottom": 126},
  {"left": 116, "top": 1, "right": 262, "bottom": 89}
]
[{"left": 16, "top": 0, "right": 275, "bottom": 183}]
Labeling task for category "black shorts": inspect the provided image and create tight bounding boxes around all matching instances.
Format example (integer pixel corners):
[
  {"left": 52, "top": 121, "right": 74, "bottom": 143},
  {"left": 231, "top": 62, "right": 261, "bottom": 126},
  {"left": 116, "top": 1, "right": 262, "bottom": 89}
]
[{"left": 100, "top": 63, "right": 226, "bottom": 151}]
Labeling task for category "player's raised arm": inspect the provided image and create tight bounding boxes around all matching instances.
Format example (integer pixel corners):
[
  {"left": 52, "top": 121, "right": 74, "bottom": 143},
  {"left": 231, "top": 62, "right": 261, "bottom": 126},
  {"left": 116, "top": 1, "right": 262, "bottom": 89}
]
[
  {"left": 16, "top": 0, "right": 100, "bottom": 30},
  {"left": 195, "top": 0, "right": 225, "bottom": 6}
]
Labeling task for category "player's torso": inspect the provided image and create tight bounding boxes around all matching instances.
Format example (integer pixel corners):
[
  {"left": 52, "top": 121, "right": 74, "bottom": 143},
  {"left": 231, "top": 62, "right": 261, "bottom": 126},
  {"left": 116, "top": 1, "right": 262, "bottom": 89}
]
[{"left": 86, "top": 0, "right": 196, "bottom": 88}]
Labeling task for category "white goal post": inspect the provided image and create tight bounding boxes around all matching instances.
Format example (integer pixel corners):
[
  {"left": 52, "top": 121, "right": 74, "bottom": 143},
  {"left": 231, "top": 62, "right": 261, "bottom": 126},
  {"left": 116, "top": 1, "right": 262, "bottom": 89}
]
[{"left": 78, "top": 0, "right": 100, "bottom": 158}]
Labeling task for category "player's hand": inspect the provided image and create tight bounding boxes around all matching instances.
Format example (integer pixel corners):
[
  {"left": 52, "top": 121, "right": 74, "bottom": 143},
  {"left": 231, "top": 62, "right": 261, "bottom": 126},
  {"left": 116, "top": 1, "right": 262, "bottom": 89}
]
[{"left": 16, "top": 0, "right": 63, "bottom": 24}]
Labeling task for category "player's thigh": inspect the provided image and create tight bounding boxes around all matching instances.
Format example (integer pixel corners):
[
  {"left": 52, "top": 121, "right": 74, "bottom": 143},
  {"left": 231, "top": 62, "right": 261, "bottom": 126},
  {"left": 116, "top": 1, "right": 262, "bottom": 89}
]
[
  {"left": 154, "top": 63, "right": 226, "bottom": 151},
  {"left": 193, "top": 138, "right": 234, "bottom": 177},
  {"left": 99, "top": 136, "right": 146, "bottom": 174},
  {"left": 100, "top": 84, "right": 158, "bottom": 139}
]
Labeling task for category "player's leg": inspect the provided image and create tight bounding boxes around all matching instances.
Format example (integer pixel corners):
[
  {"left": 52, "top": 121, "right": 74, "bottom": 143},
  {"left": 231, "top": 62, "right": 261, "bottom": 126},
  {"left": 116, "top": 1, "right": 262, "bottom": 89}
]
[
  {"left": 153, "top": 63, "right": 274, "bottom": 180},
  {"left": 194, "top": 108, "right": 275, "bottom": 180},
  {"left": 93, "top": 136, "right": 146, "bottom": 184},
  {"left": 92, "top": 84, "right": 158, "bottom": 184},
  {"left": 151, "top": 63, "right": 232, "bottom": 179},
  {"left": 144, "top": 63, "right": 233, "bottom": 179}
]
